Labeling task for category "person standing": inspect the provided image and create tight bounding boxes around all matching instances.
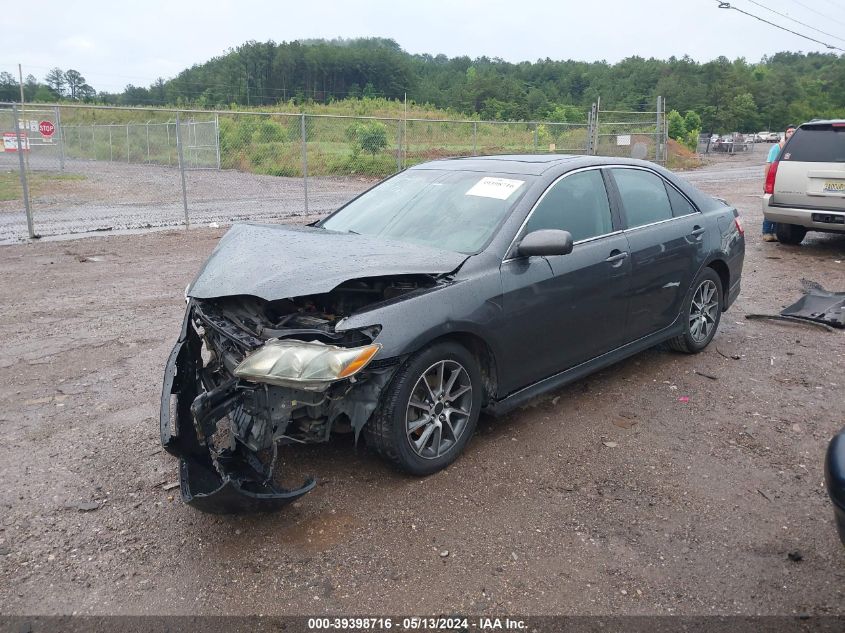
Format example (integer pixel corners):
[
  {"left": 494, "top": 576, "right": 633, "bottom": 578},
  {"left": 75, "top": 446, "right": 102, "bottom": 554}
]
[{"left": 762, "top": 124, "right": 796, "bottom": 241}]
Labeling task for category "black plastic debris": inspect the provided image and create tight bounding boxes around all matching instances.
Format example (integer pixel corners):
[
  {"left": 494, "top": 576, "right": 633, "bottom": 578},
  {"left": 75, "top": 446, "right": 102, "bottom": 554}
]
[{"left": 781, "top": 281, "right": 845, "bottom": 329}]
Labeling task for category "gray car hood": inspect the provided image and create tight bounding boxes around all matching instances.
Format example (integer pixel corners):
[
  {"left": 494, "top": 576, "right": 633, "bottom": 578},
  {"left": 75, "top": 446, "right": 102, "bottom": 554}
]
[{"left": 188, "top": 223, "right": 468, "bottom": 301}]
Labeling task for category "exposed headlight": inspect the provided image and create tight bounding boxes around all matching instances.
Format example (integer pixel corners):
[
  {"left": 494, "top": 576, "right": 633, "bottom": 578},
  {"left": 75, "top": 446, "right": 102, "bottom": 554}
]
[{"left": 233, "top": 339, "right": 381, "bottom": 391}]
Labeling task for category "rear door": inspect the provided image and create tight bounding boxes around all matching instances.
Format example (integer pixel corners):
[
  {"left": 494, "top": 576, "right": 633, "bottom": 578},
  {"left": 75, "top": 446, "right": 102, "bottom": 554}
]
[
  {"left": 608, "top": 167, "right": 706, "bottom": 343},
  {"left": 775, "top": 123, "right": 845, "bottom": 214}
]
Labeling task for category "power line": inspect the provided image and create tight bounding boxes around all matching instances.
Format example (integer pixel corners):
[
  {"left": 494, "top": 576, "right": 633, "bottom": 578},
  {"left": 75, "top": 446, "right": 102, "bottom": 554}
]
[
  {"left": 715, "top": 1, "right": 845, "bottom": 51},
  {"left": 742, "top": 0, "right": 845, "bottom": 42},
  {"left": 785, "top": 0, "right": 845, "bottom": 28}
]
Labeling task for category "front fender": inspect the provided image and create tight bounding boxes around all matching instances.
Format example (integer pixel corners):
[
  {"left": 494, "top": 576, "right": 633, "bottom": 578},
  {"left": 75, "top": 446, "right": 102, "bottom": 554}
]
[{"left": 337, "top": 271, "right": 504, "bottom": 362}]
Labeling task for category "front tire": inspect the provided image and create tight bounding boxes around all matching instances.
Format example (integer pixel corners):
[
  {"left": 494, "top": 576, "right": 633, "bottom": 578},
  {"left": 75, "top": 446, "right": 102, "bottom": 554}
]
[
  {"left": 668, "top": 267, "right": 723, "bottom": 354},
  {"left": 775, "top": 223, "right": 807, "bottom": 245},
  {"left": 365, "top": 341, "right": 482, "bottom": 476}
]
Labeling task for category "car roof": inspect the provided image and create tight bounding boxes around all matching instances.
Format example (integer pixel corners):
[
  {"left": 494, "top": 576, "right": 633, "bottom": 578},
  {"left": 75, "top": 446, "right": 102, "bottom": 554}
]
[
  {"left": 800, "top": 119, "right": 845, "bottom": 127},
  {"left": 409, "top": 154, "right": 657, "bottom": 176}
]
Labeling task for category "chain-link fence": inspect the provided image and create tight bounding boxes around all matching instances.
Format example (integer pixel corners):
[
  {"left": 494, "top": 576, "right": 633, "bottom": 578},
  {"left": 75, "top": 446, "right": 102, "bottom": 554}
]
[
  {"left": 0, "top": 99, "right": 663, "bottom": 242},
  {"left": 588, "top": 97, "right": 667, "bottom": 163},
  {"left": 696, "top": 132, "right": 773, "bottom": 156}
]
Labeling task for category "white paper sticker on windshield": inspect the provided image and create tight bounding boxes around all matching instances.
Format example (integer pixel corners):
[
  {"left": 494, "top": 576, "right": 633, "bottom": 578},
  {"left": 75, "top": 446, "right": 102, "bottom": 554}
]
[{"left": 465, "top": 177, "right": 525, "bottom": 200}]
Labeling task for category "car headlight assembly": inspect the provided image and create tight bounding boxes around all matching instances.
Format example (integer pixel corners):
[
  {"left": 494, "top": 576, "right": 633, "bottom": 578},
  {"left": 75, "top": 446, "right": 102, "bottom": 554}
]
[{"left": 233, "top": 339, "right": 381, "bottom": 391}]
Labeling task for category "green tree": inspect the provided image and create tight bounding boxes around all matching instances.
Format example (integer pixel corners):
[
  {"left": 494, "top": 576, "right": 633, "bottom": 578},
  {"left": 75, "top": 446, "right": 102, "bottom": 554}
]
[
  {"left": 667, "top": 109, "right": 687, "bottom": 141},
  {"left": 728, "top": 92, "right": 758, "bottom": 131},
  {"left": 683, "top": 110, "right": 701, "bottom": 132},
  {"left": 64, "top": 69, "right": 86, "bottom": 100},
  {"left": 45, "top": 67, "right": 65, "bottom": 96}
]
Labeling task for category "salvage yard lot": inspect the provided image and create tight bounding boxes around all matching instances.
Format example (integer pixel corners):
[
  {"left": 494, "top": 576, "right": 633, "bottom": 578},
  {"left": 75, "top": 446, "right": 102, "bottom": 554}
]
[{"left": 0, "top": 155, "right": 843, "bottom": 615}]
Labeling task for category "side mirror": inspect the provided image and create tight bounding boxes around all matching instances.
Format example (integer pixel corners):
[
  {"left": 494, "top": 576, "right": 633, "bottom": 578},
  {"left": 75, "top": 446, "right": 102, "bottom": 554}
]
[
  {"left": 517, "top": 229, "right": 574, "bottom": 257},
  {"left": 825, "top": 428, "right": 845, "bottom": 546}
]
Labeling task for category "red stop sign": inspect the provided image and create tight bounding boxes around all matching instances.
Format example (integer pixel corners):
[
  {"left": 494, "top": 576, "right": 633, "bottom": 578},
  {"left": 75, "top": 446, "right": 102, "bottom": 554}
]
[{"left": 39, "top": 120, "right": 55, "bottom": 137}]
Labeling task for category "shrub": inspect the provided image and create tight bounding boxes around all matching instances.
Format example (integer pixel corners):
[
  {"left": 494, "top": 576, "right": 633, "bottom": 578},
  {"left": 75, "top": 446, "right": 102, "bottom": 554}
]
[
  {"left": 253, "top": 119, "right": 286, "bottom": 143},
  {"left": 346, "top": 121, "right": 388, "bottom": 155},
  {"left": 667, "top": 110, "right": 687, "bottom": 141}
]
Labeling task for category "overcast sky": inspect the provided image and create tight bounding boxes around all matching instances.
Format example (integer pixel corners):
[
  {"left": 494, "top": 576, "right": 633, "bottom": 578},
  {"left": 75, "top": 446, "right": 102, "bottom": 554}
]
[{"left": 2, "top": 0, "right": 844, "bottom": 93}]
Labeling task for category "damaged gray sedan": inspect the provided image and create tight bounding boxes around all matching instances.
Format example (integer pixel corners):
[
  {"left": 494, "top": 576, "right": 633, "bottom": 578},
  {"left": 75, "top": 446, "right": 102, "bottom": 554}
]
[{"left": 161, "top": 155, "right": 745, "bottom": 513}]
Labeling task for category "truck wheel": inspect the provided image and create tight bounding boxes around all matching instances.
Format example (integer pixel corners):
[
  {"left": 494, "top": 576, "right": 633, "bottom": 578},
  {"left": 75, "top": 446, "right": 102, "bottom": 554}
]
[{"left": 775, "top": 223, "right": 807, "bottom": 245}]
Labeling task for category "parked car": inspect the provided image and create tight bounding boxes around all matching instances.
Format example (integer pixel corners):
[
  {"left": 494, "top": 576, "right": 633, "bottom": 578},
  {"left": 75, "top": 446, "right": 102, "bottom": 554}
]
[
  {"left": 762, "top": 119, "right": 845, "bottom": 244},
  {"left": 161, "top": 155, "right": 746, "bottom": 513},
  {"left": 826, "top": 428, "right": 845, "bottom": 546},
  {"left": 758, "top": 131, "right": 780, "bottom": 142},
  {"left": 713, "top": 134, "right": 749, "bottom": 152}
]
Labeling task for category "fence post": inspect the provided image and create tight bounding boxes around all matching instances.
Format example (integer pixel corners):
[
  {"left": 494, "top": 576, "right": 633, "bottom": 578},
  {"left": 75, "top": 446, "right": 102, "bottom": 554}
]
[
  {"left": 655, "top": 96, "right": 662, "bottom": 163},
  {"left": 175, "top": 112, "right": 190, "bottom": 227},
  {"left": 126, "top": 124, "right": 130, "bottom": 163},
  {"left": 55, "top": 106, "right": 65, "bottom": 170},
  {"left": 109, "top": 126, "right": 113, "bottom": 162},
  {"left": 146, "top": 122, "right": 150, "bottom": 164},
  {"left": 472, "top": 121, "right": 478, "bottom": 156},
  {"left": 533, "top": 123, "right": 539, "bottom": 152},
  {"left": 395, "top": 119, "right": 402, "bottom": 172},
  {"left": 300, "top": 113, "right": 309, "bottom": 214},
  {"left": 13, "top": 105, "right": 35, "bottom": 239},
  {"left": 214, "top": 113, "right": 221, "bottom": 169}
]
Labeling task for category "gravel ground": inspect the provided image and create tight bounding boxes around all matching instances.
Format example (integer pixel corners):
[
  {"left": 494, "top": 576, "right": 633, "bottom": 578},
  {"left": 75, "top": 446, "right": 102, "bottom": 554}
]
[
  {"left": 0, "top": 148, "right": 843, "bottom": 617},
  {"left": 0, "top": 158, "right": 377, "bottom": 243}
]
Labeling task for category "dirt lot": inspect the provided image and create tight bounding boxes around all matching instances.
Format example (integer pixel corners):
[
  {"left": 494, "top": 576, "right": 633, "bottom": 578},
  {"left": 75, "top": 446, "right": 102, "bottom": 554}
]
[
  {"left": 0, "top": 150, "right": 844, "bottom": 616},
  {"left": 0, "top": 158, "right": 376, "bottom": 243}
]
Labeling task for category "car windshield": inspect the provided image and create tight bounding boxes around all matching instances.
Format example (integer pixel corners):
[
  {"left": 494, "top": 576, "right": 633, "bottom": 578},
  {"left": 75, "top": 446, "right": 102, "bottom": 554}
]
[{"left": 320, "top": 169, "right": 531, "bottom": 254}]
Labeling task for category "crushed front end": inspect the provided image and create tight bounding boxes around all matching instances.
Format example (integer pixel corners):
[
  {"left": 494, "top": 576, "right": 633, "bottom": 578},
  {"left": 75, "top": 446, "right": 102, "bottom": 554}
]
[{"left": 159, "top": 279, "right": 427, "bottom": 513}]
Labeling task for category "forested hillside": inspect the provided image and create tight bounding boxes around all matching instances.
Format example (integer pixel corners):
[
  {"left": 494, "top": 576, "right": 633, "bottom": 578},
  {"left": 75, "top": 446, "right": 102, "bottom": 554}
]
[{"left": 7, "top": 37, "right": 845, "bottom": 133}]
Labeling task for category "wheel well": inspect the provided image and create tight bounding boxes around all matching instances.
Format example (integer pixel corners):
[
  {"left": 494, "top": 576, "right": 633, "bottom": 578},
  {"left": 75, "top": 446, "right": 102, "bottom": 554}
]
[
  {"left": 707, "top": 260, "right": 730, "bottom": 308},
  {"left": 429, "top": 332, "right": 498, "bottom": 404}
]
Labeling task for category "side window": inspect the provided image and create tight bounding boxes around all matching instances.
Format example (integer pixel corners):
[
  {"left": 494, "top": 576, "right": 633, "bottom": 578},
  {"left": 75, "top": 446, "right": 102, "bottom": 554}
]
[
  {"left": 665, "top": 183, "right": 697, "bottom": 217},
  {"left": 612, "top": 168, "right": 673, "bottom": 229},
  {"left": 523, "top": 170, "right": 613, "bottom": 242}
]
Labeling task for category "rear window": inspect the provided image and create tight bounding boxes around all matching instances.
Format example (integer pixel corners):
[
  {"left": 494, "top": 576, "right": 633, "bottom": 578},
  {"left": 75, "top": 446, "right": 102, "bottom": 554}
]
[{"left": 781, "top": 125, "right": 845, "bottom": 163}]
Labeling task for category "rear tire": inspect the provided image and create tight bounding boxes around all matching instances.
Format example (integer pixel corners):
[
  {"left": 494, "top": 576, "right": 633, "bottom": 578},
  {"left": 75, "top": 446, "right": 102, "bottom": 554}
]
[
  {"left": 668, "top": 267, "right": 723, "bottom": 354},
  {"left": 775, "top": 223, "right": 807, "bottom": 245},
  {"left": 365, "top": 341, "right": 482, "bottom": 476}
]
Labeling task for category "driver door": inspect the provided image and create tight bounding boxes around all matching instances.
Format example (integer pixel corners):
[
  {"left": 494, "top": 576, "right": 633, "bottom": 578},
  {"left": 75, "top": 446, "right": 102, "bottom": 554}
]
[{"left": 495, "top": 168, "right": 631, "bottom": 394}]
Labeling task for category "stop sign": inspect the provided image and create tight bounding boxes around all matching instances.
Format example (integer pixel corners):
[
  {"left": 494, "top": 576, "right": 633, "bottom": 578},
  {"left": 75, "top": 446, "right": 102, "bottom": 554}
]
[{"left": 39, "top": 121, "right": 55, "bottom": 137}]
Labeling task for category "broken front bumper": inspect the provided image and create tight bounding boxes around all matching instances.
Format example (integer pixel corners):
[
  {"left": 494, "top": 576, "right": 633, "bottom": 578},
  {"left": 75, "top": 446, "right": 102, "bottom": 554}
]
[{"left": 159, "top": 309, "right": 315, "bottom": 514}]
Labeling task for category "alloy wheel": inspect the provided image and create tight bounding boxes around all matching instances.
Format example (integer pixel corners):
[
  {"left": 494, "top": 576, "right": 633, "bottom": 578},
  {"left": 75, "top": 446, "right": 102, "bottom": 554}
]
[
  {"left": 405, "top": 360, "right": 473, "bottom": 460},
  {"left": 689, "top": 279, "right": 719, "bottom": 344}
]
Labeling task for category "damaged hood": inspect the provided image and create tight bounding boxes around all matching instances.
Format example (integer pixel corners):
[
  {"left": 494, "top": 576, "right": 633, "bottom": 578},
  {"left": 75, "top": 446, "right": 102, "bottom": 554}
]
[{"left": 189, "top": 223, "right": 468, "bottom": 301}]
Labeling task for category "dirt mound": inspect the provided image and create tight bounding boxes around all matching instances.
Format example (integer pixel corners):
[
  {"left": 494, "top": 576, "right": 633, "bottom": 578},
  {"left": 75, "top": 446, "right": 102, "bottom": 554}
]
[{"left": 667, "top": 138, "right": 703, "bottom": 170}]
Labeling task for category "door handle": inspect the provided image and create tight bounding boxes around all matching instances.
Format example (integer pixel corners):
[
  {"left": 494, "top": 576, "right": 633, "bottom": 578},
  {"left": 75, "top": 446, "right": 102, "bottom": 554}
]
[
  {"left": 690, "top": 226, "right": 706, "bottom": 237},
  {"left": 605, "top": 250, "right": 629, "bottom": 265}
]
